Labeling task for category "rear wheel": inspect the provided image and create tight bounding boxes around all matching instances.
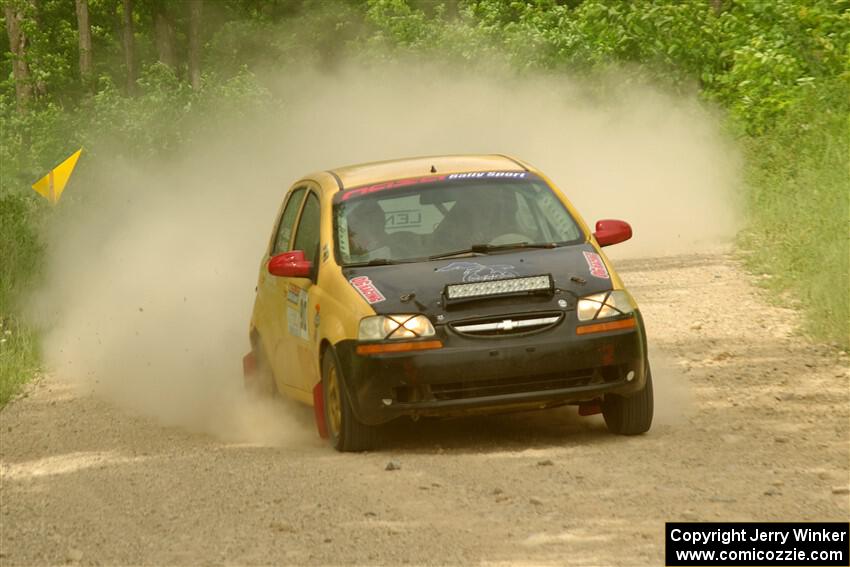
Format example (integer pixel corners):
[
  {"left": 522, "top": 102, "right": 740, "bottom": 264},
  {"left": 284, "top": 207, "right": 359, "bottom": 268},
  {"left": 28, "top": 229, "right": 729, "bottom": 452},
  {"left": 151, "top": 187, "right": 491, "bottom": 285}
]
[
  {"left": 323, "top": 349, "right": 380, "bottom": 452},
  {"left": 602, "top": 363, "right": 654, "bottom": 435}
]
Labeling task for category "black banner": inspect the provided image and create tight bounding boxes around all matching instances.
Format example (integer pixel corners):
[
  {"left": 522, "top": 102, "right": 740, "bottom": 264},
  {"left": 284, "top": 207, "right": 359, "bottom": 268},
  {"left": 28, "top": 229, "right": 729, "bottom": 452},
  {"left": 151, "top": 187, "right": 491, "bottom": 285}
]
[{"left": 666, "top": 522, "right": 849, "bottom": 566}]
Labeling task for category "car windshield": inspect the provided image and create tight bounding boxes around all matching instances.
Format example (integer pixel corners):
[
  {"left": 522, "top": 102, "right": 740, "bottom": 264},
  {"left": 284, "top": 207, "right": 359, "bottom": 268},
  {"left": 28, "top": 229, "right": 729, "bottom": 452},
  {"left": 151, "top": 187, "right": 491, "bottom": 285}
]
[{"left": 333, "top": 173, "right": 584, "bottom": 266}]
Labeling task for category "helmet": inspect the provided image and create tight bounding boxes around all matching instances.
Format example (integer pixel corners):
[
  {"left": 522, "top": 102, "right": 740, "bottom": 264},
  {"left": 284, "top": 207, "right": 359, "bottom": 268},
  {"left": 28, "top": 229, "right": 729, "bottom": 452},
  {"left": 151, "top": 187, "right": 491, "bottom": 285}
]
[{"left": 347, "top": 200, "right": 387, "bottom": 255}]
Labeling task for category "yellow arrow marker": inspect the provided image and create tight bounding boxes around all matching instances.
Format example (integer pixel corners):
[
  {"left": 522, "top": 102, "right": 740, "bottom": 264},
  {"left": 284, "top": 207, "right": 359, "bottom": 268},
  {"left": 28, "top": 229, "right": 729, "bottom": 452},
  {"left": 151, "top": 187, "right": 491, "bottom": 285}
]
[{"left": 31, "top": 148, "right": 83, "bottom": 204}]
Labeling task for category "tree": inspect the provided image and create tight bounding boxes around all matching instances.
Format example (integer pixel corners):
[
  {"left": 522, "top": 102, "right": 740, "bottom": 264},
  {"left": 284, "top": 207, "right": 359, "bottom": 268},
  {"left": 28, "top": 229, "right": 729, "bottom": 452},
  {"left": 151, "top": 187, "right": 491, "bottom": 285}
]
[
  {"left": 75, "top": 0, "right": 93, "bottom": 88},
  {"left": 153, "top": 0, "right": 176, "bottom": 70},
  {"left": 122, "top": 0, "right": 137, "bottom": 94},
  {"left": 4, "top": 0, "right": 34, "bottom": 112},
  {"left": 188, "top": 0, "right": 202, "bottom": 89}
]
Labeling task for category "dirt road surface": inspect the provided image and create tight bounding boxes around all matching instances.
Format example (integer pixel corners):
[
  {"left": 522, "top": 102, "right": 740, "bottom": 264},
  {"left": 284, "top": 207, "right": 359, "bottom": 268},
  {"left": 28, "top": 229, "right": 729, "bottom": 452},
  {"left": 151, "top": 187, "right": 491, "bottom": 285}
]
[{"left": 2, "top": 253, "right": 848, "bottom": 566}]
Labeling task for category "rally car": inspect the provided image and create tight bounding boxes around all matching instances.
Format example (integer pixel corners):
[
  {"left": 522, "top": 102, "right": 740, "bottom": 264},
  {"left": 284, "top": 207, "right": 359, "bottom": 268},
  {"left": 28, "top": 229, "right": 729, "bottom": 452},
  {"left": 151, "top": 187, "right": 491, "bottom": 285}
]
[{"left": 243, "top": 154, "right": 653, "bottom": 451}]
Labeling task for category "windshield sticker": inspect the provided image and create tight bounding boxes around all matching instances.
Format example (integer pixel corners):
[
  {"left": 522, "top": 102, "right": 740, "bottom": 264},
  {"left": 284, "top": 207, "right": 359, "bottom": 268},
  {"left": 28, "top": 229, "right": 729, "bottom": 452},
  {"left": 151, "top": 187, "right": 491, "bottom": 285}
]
[
  {"left": 446, "top": 171, "right": 527, "bottom": 180},
  {"left": 350, "top": 276, "right": 386, "bottom": 304},
  {"left": 341, "top": 175, "right": 447, "bottom": 201},
  {"left": 436, "top": 262, "right": 519, "bottom": 282},
  {"left": 583, "top": 251, "right": 610, "bottom": 279},
  {"left": 386, "top": 209, "right": 422, "bottom": 229},
  {"left": 337, "top": 211, "right": 350, "bottom": 258},
  {"left": 340, "top": 171, "right": 536, "bottom": 202}
]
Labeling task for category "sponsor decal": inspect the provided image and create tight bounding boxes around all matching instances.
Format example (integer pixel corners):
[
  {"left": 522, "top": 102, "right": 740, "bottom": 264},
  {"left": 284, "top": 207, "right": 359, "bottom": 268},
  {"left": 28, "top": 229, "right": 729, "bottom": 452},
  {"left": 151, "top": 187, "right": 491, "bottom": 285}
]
[
  {"left": 339, "top": 171, "right": 534, "bottom": 202},
  {"left": 287, "top": 286, "right": 310, "bottom": 340},
  {"left": 582, "top": 251, "right": 610, "bottom": 279},
  {"left": 341, "top": 175, "right": 447, "bottom": 201},
  {"left": 445, "top": 171, "right": 528, "bottom": 180},
  {"left": 286, "top": 283, "right": 301, "bottom": 305},
  {"left": 436, "top": 262, "right": 519, "bottom": 282},
  {"left": 287, "top": 306, "right": 299, "bottom": 336},
  {"left": 322, "top": 243, "right": 330, "bottom": 262},
  {"left": 350, "top": 276, "right": 386, "bottom": 304}
]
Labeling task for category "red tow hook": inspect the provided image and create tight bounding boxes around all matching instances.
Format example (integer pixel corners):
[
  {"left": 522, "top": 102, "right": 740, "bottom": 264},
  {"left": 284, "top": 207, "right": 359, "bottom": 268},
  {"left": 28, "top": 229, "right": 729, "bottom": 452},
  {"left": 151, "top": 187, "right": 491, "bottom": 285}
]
[
  {"left": 312, "top": 383, "right": 329, "bottom": 439},
  {"left": 578, "top": 400, "right": 602, "bottom": 416}
]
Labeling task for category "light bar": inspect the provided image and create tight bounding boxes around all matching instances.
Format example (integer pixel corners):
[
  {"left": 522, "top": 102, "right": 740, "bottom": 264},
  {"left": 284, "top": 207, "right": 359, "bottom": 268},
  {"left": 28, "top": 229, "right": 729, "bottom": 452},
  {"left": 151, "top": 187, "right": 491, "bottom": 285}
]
[{"left": 445, "top": 275, "right": 552, "bottom": 300}]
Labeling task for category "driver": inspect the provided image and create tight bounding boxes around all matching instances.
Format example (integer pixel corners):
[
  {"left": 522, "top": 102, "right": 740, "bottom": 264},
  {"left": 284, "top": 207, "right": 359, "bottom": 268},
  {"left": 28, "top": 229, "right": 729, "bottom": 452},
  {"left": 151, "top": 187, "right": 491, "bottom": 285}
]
[{"left": 347, "top": 200, "right": 391, "bottom": 261}]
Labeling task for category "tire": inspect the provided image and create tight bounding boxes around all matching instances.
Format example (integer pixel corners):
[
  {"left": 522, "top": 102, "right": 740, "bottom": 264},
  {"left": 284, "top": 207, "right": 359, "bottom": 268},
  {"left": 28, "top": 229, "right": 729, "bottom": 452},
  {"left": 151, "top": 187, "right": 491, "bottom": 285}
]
[
  {"left": 322, "top": 348, "right": 380, "bottom": 452},
  {"left": 602, "top": 362, "right": 654, "bottom": 435},
  {"left": 246, "top": 339, "right": 276, "bottom": 398}
]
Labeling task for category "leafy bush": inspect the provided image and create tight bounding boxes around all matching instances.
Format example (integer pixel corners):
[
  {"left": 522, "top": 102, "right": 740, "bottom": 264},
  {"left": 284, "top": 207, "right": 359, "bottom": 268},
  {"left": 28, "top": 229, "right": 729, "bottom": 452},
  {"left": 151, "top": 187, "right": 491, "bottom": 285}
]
[
  {"left": 739, "top": 78, "right": 849, "bottom": 347},
  {"left": 0, "top": 193, "right": 44, "bottom": 405}
]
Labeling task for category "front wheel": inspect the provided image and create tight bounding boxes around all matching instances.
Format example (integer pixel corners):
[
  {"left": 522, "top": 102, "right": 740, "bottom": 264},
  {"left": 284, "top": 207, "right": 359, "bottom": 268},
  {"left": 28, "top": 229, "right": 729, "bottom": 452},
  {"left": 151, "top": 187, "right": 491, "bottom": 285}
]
[
  {"left": 602, "top": 363, "right": 654, "bottom": 435},
  {"left": 323, "top": 349, "right": 380, "bottom": 452}
]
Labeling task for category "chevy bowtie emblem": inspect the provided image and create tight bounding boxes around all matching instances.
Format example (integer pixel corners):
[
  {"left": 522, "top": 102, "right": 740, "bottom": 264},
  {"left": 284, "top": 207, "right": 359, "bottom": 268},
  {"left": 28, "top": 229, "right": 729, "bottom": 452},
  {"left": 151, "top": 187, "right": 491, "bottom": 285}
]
[{"left": 497, "top": 319, "right": 516, "bottom": 331}]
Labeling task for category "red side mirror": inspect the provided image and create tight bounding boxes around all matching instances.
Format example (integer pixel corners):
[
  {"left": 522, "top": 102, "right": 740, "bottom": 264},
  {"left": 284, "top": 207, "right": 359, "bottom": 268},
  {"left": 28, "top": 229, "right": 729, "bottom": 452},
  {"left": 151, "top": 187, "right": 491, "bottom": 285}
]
[
  {"left": 268, "top": 250, "right": 313, "bottom": 278},
  {"left": 593, "top": 219, "right": 632, "bottom": 247}
]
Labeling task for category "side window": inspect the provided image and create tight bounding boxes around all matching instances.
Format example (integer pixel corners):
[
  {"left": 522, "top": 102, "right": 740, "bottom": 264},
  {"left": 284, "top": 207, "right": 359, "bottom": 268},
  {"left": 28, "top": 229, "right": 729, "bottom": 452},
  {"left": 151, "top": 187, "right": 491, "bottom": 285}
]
[
  {"left": 293, "top": 192, "right": 321, "bottom": 263},
  {"left": 272, "top": 187, "right": 306, "bottom": 254}
]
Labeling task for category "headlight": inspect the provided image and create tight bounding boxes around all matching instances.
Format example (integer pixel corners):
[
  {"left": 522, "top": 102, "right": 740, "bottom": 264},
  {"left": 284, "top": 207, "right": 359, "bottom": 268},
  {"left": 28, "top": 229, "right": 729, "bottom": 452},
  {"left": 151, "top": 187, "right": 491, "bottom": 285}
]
[
  {"left": 358, "top": 314, "right": 436, "bottom": 341},
  {"left": 577, "top": 290, "right": 635, "bottom": 322}
]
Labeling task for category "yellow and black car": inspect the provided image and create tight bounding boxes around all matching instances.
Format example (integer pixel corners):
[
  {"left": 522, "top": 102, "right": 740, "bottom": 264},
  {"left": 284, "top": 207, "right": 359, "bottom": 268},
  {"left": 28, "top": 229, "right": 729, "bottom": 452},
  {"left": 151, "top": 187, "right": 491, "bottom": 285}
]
[{"left": 243, "top": 154, "right": 652, "bottom": 451}]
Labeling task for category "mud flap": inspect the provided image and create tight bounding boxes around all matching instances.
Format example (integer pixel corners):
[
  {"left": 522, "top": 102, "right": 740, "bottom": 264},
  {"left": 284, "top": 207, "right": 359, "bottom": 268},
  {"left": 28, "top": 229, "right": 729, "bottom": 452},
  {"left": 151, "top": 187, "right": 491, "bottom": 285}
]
[
  {"left": 313, "top": 383, "right": 329, "bottom": 439},
  {"left": 242, "top": 352, "right": 257, "bottom": 388},
  {"left": 578, "top": 400, "right": 602, "bottom": 416}
]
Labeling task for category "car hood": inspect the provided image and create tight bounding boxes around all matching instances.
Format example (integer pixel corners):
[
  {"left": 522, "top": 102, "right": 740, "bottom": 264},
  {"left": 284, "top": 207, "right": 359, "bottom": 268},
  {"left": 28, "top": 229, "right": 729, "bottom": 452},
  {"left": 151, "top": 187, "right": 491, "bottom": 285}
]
[{"left": 341, "top": 243, "right": 615, "bottom": 323}]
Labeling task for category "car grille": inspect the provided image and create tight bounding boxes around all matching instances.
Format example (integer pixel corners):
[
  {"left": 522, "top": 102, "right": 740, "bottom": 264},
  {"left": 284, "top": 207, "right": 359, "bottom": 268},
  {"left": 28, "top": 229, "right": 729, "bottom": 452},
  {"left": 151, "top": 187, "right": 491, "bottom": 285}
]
[{"left": 449, "top": 312, "right": 563, "bottom": 337}]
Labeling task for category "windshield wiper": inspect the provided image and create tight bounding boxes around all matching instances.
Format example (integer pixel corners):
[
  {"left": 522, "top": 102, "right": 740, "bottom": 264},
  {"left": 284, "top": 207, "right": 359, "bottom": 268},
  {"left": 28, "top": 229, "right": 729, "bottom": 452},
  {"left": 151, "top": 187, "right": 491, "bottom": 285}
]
[
  {"left": 344, "top": 258, "right": 398, "bottom": 267},
  {"left": 344, "top": 257, "right": 424, "bottom": 267},
  {"left": 486, "top": 242, "right": 559, "bottom": 251},
  {"left": 429, "top": 242, "right": 558, "bottom": 260}
]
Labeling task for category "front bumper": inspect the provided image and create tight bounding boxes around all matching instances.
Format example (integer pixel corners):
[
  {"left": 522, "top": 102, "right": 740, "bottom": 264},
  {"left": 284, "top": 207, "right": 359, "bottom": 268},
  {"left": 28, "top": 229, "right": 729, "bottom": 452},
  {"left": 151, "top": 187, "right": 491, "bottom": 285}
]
[{"left": 334, "top": 311, "right": 648, "bottom": 425}]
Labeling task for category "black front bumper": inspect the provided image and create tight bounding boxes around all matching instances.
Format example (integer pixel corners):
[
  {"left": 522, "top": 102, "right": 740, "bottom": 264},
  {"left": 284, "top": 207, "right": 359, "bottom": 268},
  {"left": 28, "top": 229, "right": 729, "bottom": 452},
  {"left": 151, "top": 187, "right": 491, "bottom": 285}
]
[{"left": 334, "top": 312, "right": 648, "bottom": 425}]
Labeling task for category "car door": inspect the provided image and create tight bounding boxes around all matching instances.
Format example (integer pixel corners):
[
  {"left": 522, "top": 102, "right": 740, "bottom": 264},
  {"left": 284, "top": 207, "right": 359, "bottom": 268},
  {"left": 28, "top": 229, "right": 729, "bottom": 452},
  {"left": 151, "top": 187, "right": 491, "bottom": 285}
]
[
  {"left": 256, "top": 186, "right": 306, "bottom": 392},
  {"left": 283, "top": 189, "right": 323, "bottom": 393}
]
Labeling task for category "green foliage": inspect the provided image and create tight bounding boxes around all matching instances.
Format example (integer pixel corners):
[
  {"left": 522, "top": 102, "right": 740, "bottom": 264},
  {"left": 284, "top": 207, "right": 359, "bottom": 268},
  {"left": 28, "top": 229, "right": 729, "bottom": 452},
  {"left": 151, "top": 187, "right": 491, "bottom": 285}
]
[
  {"left": 739, "top": 78, "right": 850, "bottom": 348},
  {"left": 0, "top": 193, "right": 44, "bottom": 315},
  {"left": 0, "top": 194, "right": 43, "bottom": 405},
  {"left": 0, "top": 315, "right": 40, "bottom": 406}
]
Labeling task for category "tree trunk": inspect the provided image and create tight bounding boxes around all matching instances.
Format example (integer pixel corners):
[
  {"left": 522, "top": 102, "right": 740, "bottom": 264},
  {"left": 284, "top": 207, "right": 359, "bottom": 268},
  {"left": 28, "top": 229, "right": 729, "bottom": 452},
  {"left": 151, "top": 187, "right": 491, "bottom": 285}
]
[
  {"left": 188, "top": 0, "right": 202, "bottom": 89},
  {"left": 122, "top": 0, "right": 136, "bottom": 94},
  {"left": 153, "top": 1, "right": 177, "bottom": 70},
  {"left": 75, "top": 0, "right": 93, "bottom": 88},
  {"left": 4, "top": 2, "right": 33, "bottom": 112}
]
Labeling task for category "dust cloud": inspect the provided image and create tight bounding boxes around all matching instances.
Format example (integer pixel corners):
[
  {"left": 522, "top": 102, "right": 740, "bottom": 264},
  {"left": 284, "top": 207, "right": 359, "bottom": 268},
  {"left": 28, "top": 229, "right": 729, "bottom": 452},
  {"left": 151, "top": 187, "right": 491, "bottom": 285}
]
[
  {"left": 27, "top": 62, "right": 739, "bottom": 443},
  {"left": 648, "top": 351, "right": 694, "bottom": 426}
]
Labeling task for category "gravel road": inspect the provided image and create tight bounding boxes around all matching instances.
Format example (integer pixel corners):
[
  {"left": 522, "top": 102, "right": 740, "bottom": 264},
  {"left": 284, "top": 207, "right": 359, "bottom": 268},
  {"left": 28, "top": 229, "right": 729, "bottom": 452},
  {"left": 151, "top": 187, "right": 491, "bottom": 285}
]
[{"left": 2, "top": 252, "right": 848, "bottom": 566}]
